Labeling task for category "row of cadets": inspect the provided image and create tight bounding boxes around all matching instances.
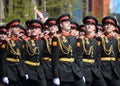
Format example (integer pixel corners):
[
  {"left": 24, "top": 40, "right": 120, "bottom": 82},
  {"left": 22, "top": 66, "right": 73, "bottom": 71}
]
[
  {"left": 23, "top": 19, "right": 47, "bottom": 86},
  {"left": 42, "top": 17, "right": 59, "bottom": 86},
  {"left": 51, "top": 14, "right": 86, "bottom": 86},
  {"left": 0, "top": 19, "right": 28, "bottom": 86},
  {"left": 98, "top": 16, "right": 120, "bottom": 86},
  {"left": 77, "top": 16, "right": 107, "bottom": 86}
]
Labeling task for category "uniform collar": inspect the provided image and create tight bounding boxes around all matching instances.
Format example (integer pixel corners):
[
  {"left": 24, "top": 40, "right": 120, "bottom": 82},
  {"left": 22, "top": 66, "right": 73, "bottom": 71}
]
[
  {"left": 86, "top": 34, "right": 94, "bottom": 39},
  {"left": 10, "top": 35, "right": 19, "bottom": 41},
  {"left": 61, "top": 31, "right": 70, "bottom": 36}
]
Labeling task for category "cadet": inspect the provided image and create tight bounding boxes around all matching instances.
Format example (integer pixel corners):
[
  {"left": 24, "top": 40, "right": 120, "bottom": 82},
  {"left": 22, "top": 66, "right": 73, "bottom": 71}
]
[
  {"left": 1, "top": 19, "right": 27, "bottom": 86},
  {"left": 51, "top": 14, "right": 85, "bottom": 86},
  {"left": 77, "top": 16, "right": 107, "bottom": 86},
  {"left": 0, "top": 25, "right": 8, "bottom": 86},
  {"left": 42, "top": 18, "right": 59, "bottom": 86},
  {"left": 23, "top": 19, "right": 47, "bottom": 86},
  {"left": 99, "top": 16, "right": 120, "bottom": 86}
]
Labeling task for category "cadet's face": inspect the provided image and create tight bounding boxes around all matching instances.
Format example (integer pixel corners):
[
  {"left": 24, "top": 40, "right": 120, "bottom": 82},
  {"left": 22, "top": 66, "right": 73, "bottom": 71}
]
[
  {"left": 60, "top": 20, "right": 71, "bottom": 31},
  {"left": 27, "top": 29, "right": 32, "bottom": 36},
  {"left": 104, "top": 23, "right": 115, "bottom": 33},
  {"left": 85, "top": 23, "right": 96, "bottom": 33},
  {"left": 0, "top": 34, "right": 7, "bottom": 40},
  {"left": 32, "top": 27, "right": 41, "bottom": 36},
  {"left": 11, "top": 27, "right": 20, "bottom": 36},
  {"left": 49, "top": 25, "right": 58, "bottom": 34},
  {"left": 70, "top": 29, "right": 77, "bottom": 36}
]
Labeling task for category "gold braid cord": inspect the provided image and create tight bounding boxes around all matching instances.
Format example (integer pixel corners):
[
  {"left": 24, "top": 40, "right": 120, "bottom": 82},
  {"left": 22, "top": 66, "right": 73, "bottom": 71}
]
[
  {"left": 7, "top": 40, "right": 21, "bottom": 56},
  {"left": 82, "top": 38, "right": 93, "bottom": 55},
  {"left": 26, "top": 40, "right": 40, "bottom": 56},
  {"left": 117, "top": 39, "right": 120, "bottom": 52},
  {"left": 57, "top": 36, "right": 72, "bottom": 54},
  {"left": 45, "top": 38, "right": 52, "bottom": 54},
  {"left": 101, "top": 37, "right": 113, "bottom": 55}
]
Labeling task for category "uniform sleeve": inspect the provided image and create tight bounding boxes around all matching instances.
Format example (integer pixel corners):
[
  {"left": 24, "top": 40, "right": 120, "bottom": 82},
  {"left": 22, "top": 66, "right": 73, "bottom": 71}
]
[
  {"left": 51, "top": 37, "right": 59, "bottom": 78},
  {"left": 0, "top": 40, "right": 8, "bottom": 77}
]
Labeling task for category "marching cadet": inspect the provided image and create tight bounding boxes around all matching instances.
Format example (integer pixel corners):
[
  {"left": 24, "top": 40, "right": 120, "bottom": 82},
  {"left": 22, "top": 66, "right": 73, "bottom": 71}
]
[
  {"left": 0, "top": 25, "right": 8, "bottom": 86},
  {"left": 23, "top": 19, "right": 47, "bottom": 86},
  {"left": 77, "top": 16, "right": 107, "bottom": 86},
  {"left": 98, "top": 16, "right": 120, "bottom": 86},
  {"left": 51, "top": 14, "right": 85, "bottom": 86},
  {"left": 42, "top": 18, "right": 59, "bottom": 86},
  {"left": 1, "top": 19, "right": 27, "bottom": 86}
]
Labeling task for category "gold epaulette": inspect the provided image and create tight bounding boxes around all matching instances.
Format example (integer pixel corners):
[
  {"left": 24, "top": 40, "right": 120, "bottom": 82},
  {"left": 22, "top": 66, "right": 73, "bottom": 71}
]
[
  {"left": 5, "top": 38, "right": 11, "bottom": 41},
  {"left": 79, "top": 36, "right": 85, "bottom": 39},
  {"left": 54, "top": 34, "right": 60, "bottom": 38},
  {"left": 100, "top": 35, "right": 105, "bottom": 38}
]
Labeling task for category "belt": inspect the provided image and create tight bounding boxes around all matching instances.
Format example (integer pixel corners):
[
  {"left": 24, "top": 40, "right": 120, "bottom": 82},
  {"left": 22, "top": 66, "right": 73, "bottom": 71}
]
[
  {"left": 59, "top": 57, "right": 74, "bottom": 62},
  {"left": 43, "top": 57, "right": 51, "bottom": 61},
  {"left": 6, "top": 58, "right": 20, "bottom": 62},
  {"left": 25, "top": 61, "right": 40, "bottom": 66},
  {"left": 100, "top": 57, "right": 116, "bottom": 61},
  {"left": 82, "top": 58, "right": 95, "bottom": 64}
]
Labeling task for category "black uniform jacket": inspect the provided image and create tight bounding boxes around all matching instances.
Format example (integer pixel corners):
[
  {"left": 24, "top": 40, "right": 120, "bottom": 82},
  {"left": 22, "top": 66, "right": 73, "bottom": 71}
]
[
  {"left": 98, "top": 36, "right": 120, "bottom": 79},
  {"left": 42, "top": 37, "right": 53, "bottom": 80},
  {"left": 51, "top": 34, "right": 83, "bottom": 82},
  {"left": 0, "top": 37, "right": 26, "bottom": 81},
  {"left": 24, "top": 39, "right": 45, "bottom": 81},
  {"left": 77, "top": 37, "right": 102, "bottom": 81}
]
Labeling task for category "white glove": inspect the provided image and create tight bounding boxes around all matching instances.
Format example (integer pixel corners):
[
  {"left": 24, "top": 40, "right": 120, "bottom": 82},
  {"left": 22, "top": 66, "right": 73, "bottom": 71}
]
[
  {"left": 2, "top": 77, "right": 9, "bottom": 84},
  {"left": 53, "top": 78, "right": 60, "bottom": 85},
  {"left": 25, "top": 74, "right": 29, "bottom": 79},
  {"left": 82, "top": 76, "right": 86, "bottom": 83}
]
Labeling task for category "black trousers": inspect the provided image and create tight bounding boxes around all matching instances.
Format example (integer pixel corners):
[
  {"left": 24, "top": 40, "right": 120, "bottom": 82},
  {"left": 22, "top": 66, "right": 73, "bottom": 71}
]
[
  {"left": 86, "top": 78, "right": 107, "bottom": 86},
  {"left": 104, "top": 77, "right": 120, "bottom": 86},
  {"left": 23, "top": 79, "right": 47, "bottom": 86}
]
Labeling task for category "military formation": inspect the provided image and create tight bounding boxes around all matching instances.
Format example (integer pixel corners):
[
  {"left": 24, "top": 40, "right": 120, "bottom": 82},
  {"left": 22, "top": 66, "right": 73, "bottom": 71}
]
[{"left": 0, "top": 14, "right": 119, "bottom": 86}]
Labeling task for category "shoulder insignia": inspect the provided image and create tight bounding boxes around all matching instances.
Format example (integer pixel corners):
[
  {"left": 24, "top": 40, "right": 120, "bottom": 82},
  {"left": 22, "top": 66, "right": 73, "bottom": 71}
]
[
  {"left": 22, "top": 44, "right": 25, "bottom": 48},
  {"left": 77, "top": 42, "right": 80, "bottom": 47},
  {"left": 1, "top": 44, "right": 6, "bottom": 49},
  {"left": 98, "top": 41, "right": 101, "bottom": 46},
  {"left": 52, "top": 41, "right": 57, "bottom": 46}
]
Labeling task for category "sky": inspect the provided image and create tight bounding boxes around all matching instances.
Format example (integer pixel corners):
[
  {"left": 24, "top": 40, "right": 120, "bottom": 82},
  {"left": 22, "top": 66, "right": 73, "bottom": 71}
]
[{"left": 110, "top": 0, "right": 120, "bottom": 14}]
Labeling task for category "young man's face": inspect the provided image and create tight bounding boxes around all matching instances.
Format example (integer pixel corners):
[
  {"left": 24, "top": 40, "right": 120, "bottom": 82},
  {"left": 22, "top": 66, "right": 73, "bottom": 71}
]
[
  {"left": 0, "top": 33, "right": 7, "bottom": 40},
  {"left": 49, "top": 25, "right": 58, "bottom": 34},
  {"left": 104, "top": 23, "right": 115, "bottom": 33},
  {"left": 10, "top": 26, "right": 20, "bottom": 36},
  {"left": 85, "top": 23, "right": 96, "bottom": 33},
  {"left": 60, "top": 20, "right": 71, "bottom": 31},
  {"left": 31, "top": 27, "right": 41, "bottom": 36}
]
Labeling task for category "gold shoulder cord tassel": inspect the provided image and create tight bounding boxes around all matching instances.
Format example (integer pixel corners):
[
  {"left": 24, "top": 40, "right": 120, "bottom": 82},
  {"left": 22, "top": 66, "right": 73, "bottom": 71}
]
[
  {"left": 82, "top": 38, "right": 93, "bottom": 55},
  {"left": 57, "top": 36, "right": 72, "bottom": 54},
  {"left": 45, "top": 38, "right": 52, "bottom": 54},
  {"left": 101, "top": 37, "right": 113, "bottom": 55},
  {"left": 7, "top": 40, "right": 21, "bottom": 56}
]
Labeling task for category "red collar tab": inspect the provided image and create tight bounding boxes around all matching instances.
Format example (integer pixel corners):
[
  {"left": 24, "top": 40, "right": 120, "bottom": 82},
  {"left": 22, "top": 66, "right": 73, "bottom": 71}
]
[{"left": 61, "top": 32, "right": 70, "bottom": 36}]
